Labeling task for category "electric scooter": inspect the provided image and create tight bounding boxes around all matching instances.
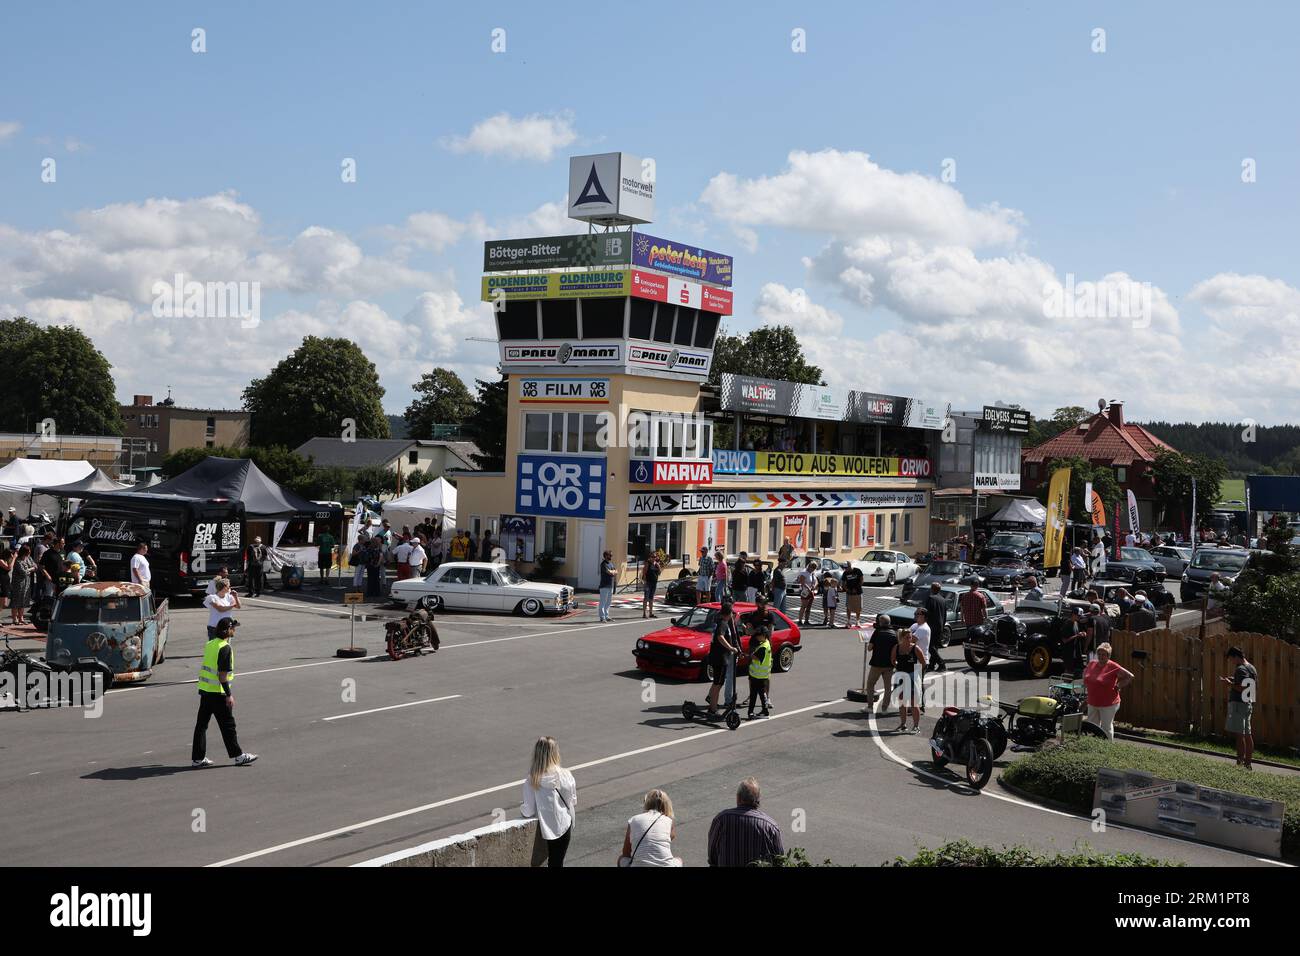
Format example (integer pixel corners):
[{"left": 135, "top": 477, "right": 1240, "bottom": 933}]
[{"left": 682, "top": 655, "right": 743, "bottom": 730}]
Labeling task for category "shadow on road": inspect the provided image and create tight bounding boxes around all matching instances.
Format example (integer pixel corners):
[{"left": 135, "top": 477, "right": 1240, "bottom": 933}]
[{"left": 83, "top": 763, "right": 222, "bottom": 781}]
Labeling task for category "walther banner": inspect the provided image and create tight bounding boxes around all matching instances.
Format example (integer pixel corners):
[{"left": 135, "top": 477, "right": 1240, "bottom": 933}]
[{"left": 1043, "top": 467, "right": 1072, "bottom": 570}]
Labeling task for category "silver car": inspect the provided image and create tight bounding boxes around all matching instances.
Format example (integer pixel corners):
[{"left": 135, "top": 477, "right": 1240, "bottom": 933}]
[
  {"left": 1149, "top": 545, "right": 1192, "bottom": 577},
  {"left": 787, "top": 555, "right": 845, "bottom": 583}
]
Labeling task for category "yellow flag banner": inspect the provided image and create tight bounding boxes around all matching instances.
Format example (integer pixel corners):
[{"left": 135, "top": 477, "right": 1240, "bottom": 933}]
[
  {"left": 1090, "top": 490, "right": 1107, "bottom": 528},
  {"left": 1044, "top": 467, "right": 1072, "bottom": 570}
]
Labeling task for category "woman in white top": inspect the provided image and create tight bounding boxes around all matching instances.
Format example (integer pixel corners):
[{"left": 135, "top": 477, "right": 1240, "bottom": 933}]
[
  {"left": 618, "top": 789, "right": 682, "bottom": 867},
  {"left": 202, "top": 579, "right": 241, "bottom": 639},
  {"left": 520, "top": 736, "right": 577, "bottom": 867}
]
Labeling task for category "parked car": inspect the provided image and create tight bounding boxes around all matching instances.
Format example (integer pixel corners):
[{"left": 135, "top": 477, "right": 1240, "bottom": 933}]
[
  {"left": 389, "top": 561, "right": 573, "bottom": 616},
  {"left": 1181, "top": 548, "right": 1251, "bottom": 603},
  {"left": 972, "top": 559, "right": 1037, "bottom": 592},
  {"left": 901, "top": 560, "right": 982, "bottom": 600},
  {"left": 977, "top": 531, "right": 1045, "bottom": 569},
  {"left": 964, "top": 596, "right": 1091, "bottom": 679},
  {"left": 43, "top": 582, "right": 170, "bottom": 685},
  {"left": 850, "top": 549, "right": 919, "bottom": 586},
  {"left": 786, "top": 555, "right": 846, "bottom": 584},
  {"left": 633, "top": 602, "right": 802, "bottom": 681},
  {"left": 1081, "top": 567, "right": 1175, "bottom": 608},
  {"left": 881, "top": 584, "right": 1009, "bottom": 648},
  {"left": 1149, "top": 545, "right": 1193, "bottom": 578},
  {"left": 664, "top": 576, "right": 700, "bottom": 606},
  {"left": 1107, "top": 547, "right": 1168, "bottom": 581}
]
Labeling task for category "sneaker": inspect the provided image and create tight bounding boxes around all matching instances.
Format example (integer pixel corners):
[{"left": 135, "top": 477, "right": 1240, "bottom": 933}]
[
  {"left": 234, "top": 753, "right": 259, "bottom": 766},
  {"left": 191, "top": 758, "right": 214, "bottom": 768}
]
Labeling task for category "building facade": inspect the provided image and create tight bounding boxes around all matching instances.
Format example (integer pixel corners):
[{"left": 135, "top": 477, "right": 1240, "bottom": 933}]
[
  {"left": 294, "top": 437, "right": 481, "bottom": 483},
  {"left": 932, "top": 406, "right": 1029, "bottom": 547},
  {"left": 120, "top": 394, "right": 251, "bottom": 469}
]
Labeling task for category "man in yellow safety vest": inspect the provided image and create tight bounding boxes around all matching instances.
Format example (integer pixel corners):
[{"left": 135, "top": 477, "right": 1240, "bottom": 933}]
[
  {"left": 192, "top": 618, "right": 258, "bottom": 768},
  {"left": 746, "top": 624, "right": 774, "bottom": 721}
]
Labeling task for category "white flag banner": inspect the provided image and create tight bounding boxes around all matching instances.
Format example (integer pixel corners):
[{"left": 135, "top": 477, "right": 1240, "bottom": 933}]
[{"left": 1127, "top": 489, "right": 1141, "bottom": 535}]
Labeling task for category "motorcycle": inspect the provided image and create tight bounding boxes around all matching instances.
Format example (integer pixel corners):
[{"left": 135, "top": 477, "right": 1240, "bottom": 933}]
[
  {"left": 995, "top": 681, "right": 1106, "bottom": 749},
  {"left": 930, "top": 706, "right": 1003, "bottom": 789},
  {"left": 1, "top": 636, "right": 53, "bottom": 711},
  {"left": 385, "top": 608, "right": 440, "bottom": 660}
]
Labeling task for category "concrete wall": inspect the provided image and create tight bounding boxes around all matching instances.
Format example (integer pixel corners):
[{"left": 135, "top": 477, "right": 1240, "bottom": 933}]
[{"left": 352, "top": 818, "right": 545, "bottom": 867}]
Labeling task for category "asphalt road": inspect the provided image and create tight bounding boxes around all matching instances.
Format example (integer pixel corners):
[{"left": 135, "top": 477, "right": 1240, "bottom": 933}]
[{"left": 0, "top": 579, "right": 1278, "bottom": 868}]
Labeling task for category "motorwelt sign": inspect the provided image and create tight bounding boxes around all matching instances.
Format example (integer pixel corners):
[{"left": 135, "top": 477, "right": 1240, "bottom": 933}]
[{"left": 516, "top": 455, "right": 606, "bottom": 518}]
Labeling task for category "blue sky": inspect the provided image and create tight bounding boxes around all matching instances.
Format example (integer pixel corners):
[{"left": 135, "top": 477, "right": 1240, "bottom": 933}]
[{"left": 2, "top": 1, "right": 1297, "bottom": 423}]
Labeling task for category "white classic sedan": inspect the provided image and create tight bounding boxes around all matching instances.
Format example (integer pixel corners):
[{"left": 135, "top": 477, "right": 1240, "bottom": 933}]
[
  {"left": 390, "top": 562, "right": 574, "bottom": 617},
  {"left": 849, "top": 549, "right": 919, "bottom": 586}
]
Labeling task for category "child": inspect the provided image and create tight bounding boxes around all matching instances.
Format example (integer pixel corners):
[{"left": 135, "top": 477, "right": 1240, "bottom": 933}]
[
  {"left": 746, "top": 624, "right": 773, "bottom": 720},
  {"left": 821, "top": 572, "right": 841, "bottom": 628}
]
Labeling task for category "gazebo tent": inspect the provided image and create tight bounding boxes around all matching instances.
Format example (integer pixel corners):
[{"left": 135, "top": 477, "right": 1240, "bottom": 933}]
[
  {"left": 0, "top": 458, "right": 96, "bottom": 517},
  {"left": 382, "top": 477, "right": 458, "bottom": 528},
  {"left": 33, "top": 468, "right": 131, "bottom": 497},
  {"left": 979, "top": 497, "right": 1047, "bottom": 529},
  {"left": 121, "top": 456, "right": 321, "bottom": 520}
]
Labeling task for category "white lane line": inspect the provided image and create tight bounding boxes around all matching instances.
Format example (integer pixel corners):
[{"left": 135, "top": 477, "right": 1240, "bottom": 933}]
[
  {"left": 209, "top": 696, "right": 844, "bottom": 867},
  {"left": 322, "top": 695, "right": 461, "bottom": 722},
  {"left": 864, "top": 677, "right": 1291, "bottom": 867},
  {"left": 106, "top": 618, "right": 649, "bottom": 696}
]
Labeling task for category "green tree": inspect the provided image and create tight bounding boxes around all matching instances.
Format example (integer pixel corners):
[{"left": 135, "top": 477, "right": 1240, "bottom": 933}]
[
  {"left": 1037, "top": 456, "right": 1122, "bottom": 522},
  {"left": 1025, "top": 406, "right": 1089, "bottom": 448},
  {"left": 349, "top": 464, "right": 398, "bottom": 497},
  {"left": 1150, "top": 449, "right": 1227, "bottom": 530},
  {"left": 242, "top": 336, "right": 389, "bottom": 448},
  {"left": 403, "top": 469, "right": 432, "bottom": 492},
  {"left": 461, "top": 377, "right": 509, "bottom": 471},
  {"left": 0, "top": 317, "right": 123, "bottom": 435},
  {"left": 708, "top": 325, "right": 824, "bottom": 387},
  {"left": 403, "top": 368, "right": 474, "bottom": 439}
]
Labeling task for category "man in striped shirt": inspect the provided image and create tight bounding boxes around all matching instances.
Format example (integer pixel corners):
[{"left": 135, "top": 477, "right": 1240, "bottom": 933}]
[
  {"left": 707, "top": 777, "right": 785, "bottom": 866},
  {"left": 959, "top": 582, "right": 988, "bottom": 631}
]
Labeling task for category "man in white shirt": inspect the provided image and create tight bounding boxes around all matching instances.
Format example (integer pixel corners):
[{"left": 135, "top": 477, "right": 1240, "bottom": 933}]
[
  {"left": 407, "top": 537, "right": 428, "bottom": 578},
  {"left": 203, "top": 578, "right": 241, "bottom": 638},
  {"left": 910, "top": 607, "right": 933, "bottom": 661},
  {"left": 130, "top": 542, "right": 151, "bottom": 590},
  {"left": 206, "top": 566, "right": 232, "bottom": 596},
  {"left": 795, "top": 565, "right": 818, "bottom": 627},
  {"left": 393, "top": 537, "right": 414, "bottom": 580},
  {"left": 1124, "top": 531, "right": 1136, "bottom": 548}
]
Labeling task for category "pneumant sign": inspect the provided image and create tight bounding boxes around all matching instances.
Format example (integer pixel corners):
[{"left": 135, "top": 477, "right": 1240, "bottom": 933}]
[
  {"left": 502, "top": 343, "right": 622, "bottom": 366},
  {"left": 628, "top": 344, "right": 709, "bottom": 373}
]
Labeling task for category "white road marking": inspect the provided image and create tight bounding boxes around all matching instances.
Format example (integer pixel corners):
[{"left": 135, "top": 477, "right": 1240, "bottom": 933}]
[
  {"left": 864, "top": 675, "right": 1290, "bottom": 867},
  {"left": 322, "top": 695, "right": 462, "bottom": 722},
  {"left": 209, "top": 696, "right": 844, "bottom": 867}
]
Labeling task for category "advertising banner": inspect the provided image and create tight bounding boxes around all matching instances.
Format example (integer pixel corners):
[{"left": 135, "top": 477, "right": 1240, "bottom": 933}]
[
  {"left": 626, "top": 342, "right": 712, "bottom": 376},
  {"left": 628, "top": 459, "right": 714, "bottom": 486},
  {"left": 632, "top": 232, "right": 733, "bottom": 287},
  {"left": 630, "top": 489, "right": 928, "bottom": 517},
  {"left": 783, "top": 515, "right": 807, "bottom": 549},
  {"left": 982, "top": 405, "right": 1032, "bottom": 434},
  {"left": 1127, "top": 489, "right": 1141, "bottom": 533},
  {"left": 1043, "top": 467, "right": 1071, "bottom": 570},
  {"left": 519, "top": 378, "right": 610, "bottom": 404},
  {"left": 483, "top": 233, "right": 632, "bottom": 271},
  {"left": 855, "top": 513, "right": 875, "bottom": 548},
  {"left": 500, "top": 339, "right": 713, "bottom": 378},
  {"left": 482, "top": 270, "right": 632, "bottom": 302},
  {"left": 719, "top": 375, "right": 946, "bottom": 430},
  {"left": 630, "top": 270, "right": 732, "bottom": 314},
  {"left": 516, "top": 455, "right": 606, "bottom": 519},
  {"left": 501, "top": 341, "right": 623, "bottom": 369},
  {"left": 712, "top": 450, "right": 932, "bottom": 479},
  {"left": 568, "top": 152, "right": 655, "bottom": 225},
  {"left": 697, "top": 518, "right": 724, "bottom": 555},
  {"left": 974, "top": 472, "right": 1021, "bottom": 491}
]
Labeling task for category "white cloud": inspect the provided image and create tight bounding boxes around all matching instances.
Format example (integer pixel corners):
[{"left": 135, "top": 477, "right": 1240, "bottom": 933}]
[
  {"left": 701, "top": 149, "right": 1023, "bottom": 248},
  {"left": 0, "top": 121, "right": 21, "bottom": 143},
  {"left": 443, "top": 111, "right": 578, "bottom": 162}
]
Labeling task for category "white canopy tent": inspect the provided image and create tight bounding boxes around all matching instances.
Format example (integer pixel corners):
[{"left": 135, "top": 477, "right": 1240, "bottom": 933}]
[
  {"left": 382, "top": 477, "right": 458, "bottom": 528},
  {"left": 984, "top": 497, "right": 1047, "bottom": 528},
  {"left": 0, "top": 458, "right": 95, "bottom": 518}
]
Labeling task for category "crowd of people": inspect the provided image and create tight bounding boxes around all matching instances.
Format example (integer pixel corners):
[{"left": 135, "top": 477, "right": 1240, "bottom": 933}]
[
  {"left": 0, "top": 526, "right": 99, "bottom": 626},
  {"left": 339, "top": 516, "right": 497, "bottom": 598}
]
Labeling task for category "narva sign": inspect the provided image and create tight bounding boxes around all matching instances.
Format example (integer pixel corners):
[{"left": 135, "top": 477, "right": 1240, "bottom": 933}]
[{"left": 629, "top": 459, "right": 713, "bottom": 485}]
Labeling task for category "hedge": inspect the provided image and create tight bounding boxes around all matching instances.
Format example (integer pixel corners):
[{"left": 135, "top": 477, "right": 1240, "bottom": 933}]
[
  {"left": 1002, "top": 737, "right": 1300, "bottom": 859},
  {"left": 885, "top": 839, "right": 1178, "bottom": 867}
]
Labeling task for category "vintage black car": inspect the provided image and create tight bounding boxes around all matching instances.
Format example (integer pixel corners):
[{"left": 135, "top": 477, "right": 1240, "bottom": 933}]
[
  {"left": 900, "top": 560, "right": 982, "bottom": 600},
  {"left": 1079, "top": 566, "right": 1175, "bottom": 608},
  {"left": 963, "top": 596, "right": 1091, "bottom": 678},
  {"left": 977, "top": 531, "right": 1045, "bottom": 569},
  {"left": 973, "top": 559, "right": 1037, "bottom": 592},
  {"left": 1106, "top": 547, "right": 1168, "bottom": 581},
  {"left": 883, "top": 585, "right": 1009, "bottom": 648}
]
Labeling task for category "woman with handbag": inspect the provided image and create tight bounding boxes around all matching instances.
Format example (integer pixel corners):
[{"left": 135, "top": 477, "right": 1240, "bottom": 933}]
[
  {"left": 617, "top": 789, "right": 682, "bottom": 867},
  {"left": 521, "top": 736, "right": 577, "bottom": 867}
]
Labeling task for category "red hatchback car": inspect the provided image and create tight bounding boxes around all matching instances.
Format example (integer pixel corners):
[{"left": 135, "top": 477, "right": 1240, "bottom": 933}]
[{"left": 633, "top": 602, "right": 803, "bottom": 682}]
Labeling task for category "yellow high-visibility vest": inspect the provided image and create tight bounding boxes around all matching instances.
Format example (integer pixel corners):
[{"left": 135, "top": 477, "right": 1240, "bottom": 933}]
[
  {"left": 198, "top": 637, "right": 233, "bottom": 694},
  {"left": 748, "top": 639, "right": 773, "bottom": 679}
]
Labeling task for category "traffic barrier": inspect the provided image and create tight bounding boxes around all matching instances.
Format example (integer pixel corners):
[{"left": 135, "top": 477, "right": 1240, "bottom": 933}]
[{"left": 351, "top": 818, "right": 544, "bottom": 867}]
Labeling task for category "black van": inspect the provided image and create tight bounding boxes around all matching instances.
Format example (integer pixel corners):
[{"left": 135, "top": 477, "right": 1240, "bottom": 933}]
[{"left": 68, "top": 495, "right": 247, "bottom": 599}]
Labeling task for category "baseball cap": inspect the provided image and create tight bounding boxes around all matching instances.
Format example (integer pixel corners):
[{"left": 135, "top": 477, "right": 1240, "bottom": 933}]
[{"left": 217, "top": 618, "right": 240, "bottom": 632}]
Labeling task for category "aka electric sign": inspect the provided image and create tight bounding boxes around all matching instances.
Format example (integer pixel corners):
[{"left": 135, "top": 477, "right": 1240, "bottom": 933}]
[{"left": 516, "top": 455, "right": 607, "bottom": 519}]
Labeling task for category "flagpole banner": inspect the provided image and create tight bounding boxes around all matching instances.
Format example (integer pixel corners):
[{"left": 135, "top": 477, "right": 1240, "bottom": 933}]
[
  {"left": 1084, "top": 481, "right": 1093, "bottom": 523},
  {"left": 1127, "top": 489, "right": 1141, "bottom": 534},
  {"left": 1043, "top": 467, "right": 1072, "bottom": 571},
  {"left": 1091, "top": 490, "right": 1107, "bottom": 528},
  {"left": 783, "top": 514, "right": 807, "bottom": 550}
]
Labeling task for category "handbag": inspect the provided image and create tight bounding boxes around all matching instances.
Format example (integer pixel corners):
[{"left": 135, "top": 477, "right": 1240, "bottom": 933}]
[{"left": 618, "top": 813, "right": 663, "bottom": 868}]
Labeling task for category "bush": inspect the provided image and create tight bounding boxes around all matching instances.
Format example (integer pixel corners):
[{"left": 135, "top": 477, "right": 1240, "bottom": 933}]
[
  {"left": 886, "top": 839, "right": 1179, "bottom": 867},
  {"left": 751, "top": 847, "right": 838, "bottom": 867},
  {"left": 1002, "top": 737, "right": 1300, "bottom": 858}
]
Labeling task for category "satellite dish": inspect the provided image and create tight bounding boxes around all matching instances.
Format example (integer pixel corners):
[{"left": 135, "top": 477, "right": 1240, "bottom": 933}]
[{"left": 1097, "top": 398, "right": 1107, "bottom": 412}]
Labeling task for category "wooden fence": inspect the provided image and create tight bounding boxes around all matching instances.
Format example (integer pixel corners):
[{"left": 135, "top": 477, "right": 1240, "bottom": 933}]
[{"left": 1108, "top": 629, "right": 1300, "bottom": 749}]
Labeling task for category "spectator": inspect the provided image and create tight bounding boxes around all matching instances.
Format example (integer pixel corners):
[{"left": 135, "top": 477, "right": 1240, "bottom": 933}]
[
  {"left": 958, "top": 581, "right": 987, "bottom": 633},
  {"left": 349, "top": 536, "right": 367, "bottom": 589},
  {"left": 891, "top": 627, "right": 925, "bottom": 733},
  {"left": 203, "top": 579, "right": 240, "bottom": 639},
  {"left": 9, "top": 543, "right": 35, "bottom": 625},
  {"left": 393, "top": 535, "right": 413, "bottom": 581},
  {"left": 864, "top": 614, "right": 898, "bottom": 715},
  {"left": 449, "top": 531, "right": 468, "bottom": 562},
  {"left": 597, "top": 550, "right": 616, "bottom": 622},
  {"left": 428, "top": 527, "right": 443, "bottom": 569},
  {"left": 642, "top": 552, "right": 661, "bottom": 620},
  {"left": 520, "top": 736, "right": 577, "bottom": 867},
  {"left": 922, "top": 583, "right": 949, "bottom": 673},
  {"left": 481, "top": 531, "right": 496, "bottom": 562},
  {"left": 38, "top": 535, "right": 64, "bottom": 599},
  {"left": 618, "top": 789, "right": 682, "bottom": 867},
  {"left": 745, "top": 622, "right": 773, "bottom": 720},
  {"left": 820, "top": 572, "right": 841, "bottom": 628},
  {"left": 1023, "top": 575, "right": 1043, "bottom": 602},
  {"left": 796, "top": 561, "right": 818, "bottom": 626},
  {"left": 1207, "top": 571, "right": 1230, "bottom": 611},
  {"left": 1089, "top": 602, "right": 1112, "bottom": 651},
  {"left": 1070, "top": 547, "right": 1088, "bottom": 591},
  {"left": 777, "top": 537, "right": 793, "bottom": 566},
  {"left": 1082, "top": 642, "right": 1133, "bottom": 741},
  {"left": 747, "top": 560, "right": 765, "bottom": 604},
  {"left": 1221, "top": 647, "right": 1256, "bottom": 770},
  {"left": 840, "top": 562, "right": 865, "bottom": 628},
  {"left": 407, "top": 535, "right": 428, "bottom": 578},
  {"left": 247, "top": 538, "right": 269, "bottom": 597},
  {"left": 65, "top": 542, "right": 86, "bottom": 584},
  {"left": 770, "top": 560, "right": 789, "bottom": 615},
  {"left": 909, "top": 608, "right": 933, "bottom": 698},
  {"left": 130, "top": 542, "right": 151, "bottom": 591},
  {"left": 706, "top": 598, "right": 740, "bottom": 716},
  {"left": 0, "top": 542, "right": 10, "bottom": 613},
  {"left": 739, "top": 557, "right": 757, "bottom": 603},
  {"left": 713, "top": 550, "right": 729, "bottom": 602},
  {"left": 696, "top": 547, "right": 715, "bottom": 605},
  {"left": 707, "top": 777, "right": 784, "bottom": 867},
  {"left": 364, "top": 536, "right": 385, "bottom": 598}
]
